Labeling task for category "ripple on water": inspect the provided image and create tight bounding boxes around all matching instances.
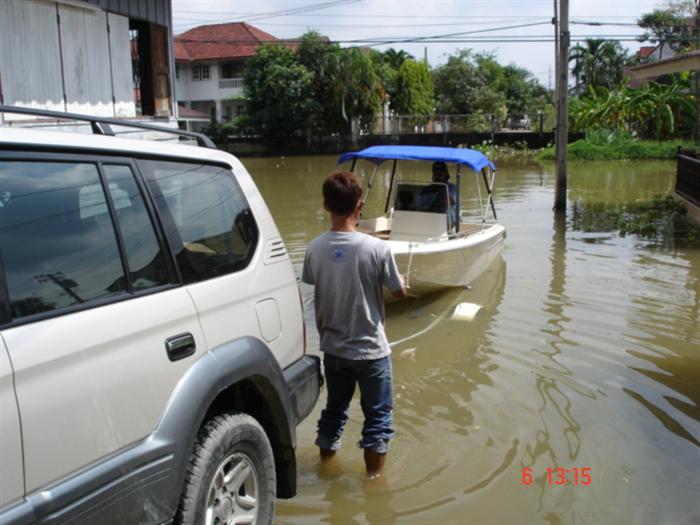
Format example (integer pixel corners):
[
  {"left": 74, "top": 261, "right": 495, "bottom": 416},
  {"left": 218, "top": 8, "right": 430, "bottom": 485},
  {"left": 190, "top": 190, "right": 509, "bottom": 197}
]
[{"left": 262, "top": 158, "right": 699, "bottom": 524}]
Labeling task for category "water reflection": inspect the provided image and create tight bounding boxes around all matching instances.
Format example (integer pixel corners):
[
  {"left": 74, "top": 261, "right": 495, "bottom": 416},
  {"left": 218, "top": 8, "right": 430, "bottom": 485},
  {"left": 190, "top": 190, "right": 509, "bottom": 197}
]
[{"left": 621, "top": 248, "right": 700, "bottom": 448}]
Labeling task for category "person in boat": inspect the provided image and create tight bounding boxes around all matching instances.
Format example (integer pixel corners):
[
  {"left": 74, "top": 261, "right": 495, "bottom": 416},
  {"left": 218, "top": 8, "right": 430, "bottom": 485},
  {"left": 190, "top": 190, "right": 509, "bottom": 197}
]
[
  {"left": 418, "top": 161, "right": 458, "bottom": 227},
  {"left": 302, "top": 170, "right": 406, "bottom": 477}
]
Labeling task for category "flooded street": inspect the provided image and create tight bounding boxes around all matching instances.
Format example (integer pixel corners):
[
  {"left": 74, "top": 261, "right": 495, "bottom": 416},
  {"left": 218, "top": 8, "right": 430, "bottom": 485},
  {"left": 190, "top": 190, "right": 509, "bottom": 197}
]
[{"left": 244, "top": 155, "right": 699, "bottom": 524}]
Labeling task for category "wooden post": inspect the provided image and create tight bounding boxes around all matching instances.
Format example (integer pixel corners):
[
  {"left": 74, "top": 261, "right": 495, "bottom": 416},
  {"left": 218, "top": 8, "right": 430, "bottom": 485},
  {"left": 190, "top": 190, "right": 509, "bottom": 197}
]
[
  {"left": 554, "top": 0, "right": 569, "bottom": 212},
  {"left": 695, "top": 1, "right": 700, "bottom": 143}
]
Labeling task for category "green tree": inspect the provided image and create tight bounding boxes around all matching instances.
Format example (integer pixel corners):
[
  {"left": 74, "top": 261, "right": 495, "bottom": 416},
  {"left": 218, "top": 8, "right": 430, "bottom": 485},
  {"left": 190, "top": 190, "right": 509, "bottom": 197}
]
[
  {"left": 392, "top": 59, "right": 434, "bottom": 119},
  {"left": 296, "top": 31, "right": 341, "bottom": 133},
  {"left": 335, "top": 47, "right": 382, "bottom": 133},
  {"left": 432, "top": 49, "right": 551, "bottom": 127},
  {"left": 368, "top": 49, "right": 396, "bottom": 104},
  {"left": 382, "top": 48, "right": 414, "bottom": 69},
  {"left": 243, "top": 44, "right": 315, "bottom": 143},
  {"left": 432, "top": 49, "right": 484, "bottom": 114},
  {"left": 568, "top": 39, "right": 629, "bottom": 92},
  {"left": 570, "top": 78, "right": 696, "bottom": 139},
  {"left": 638, "top": 0, "right": 697, "bottom": 52},
  {"left": 295, "top": 32, "right": 381, "bottom": 135}
]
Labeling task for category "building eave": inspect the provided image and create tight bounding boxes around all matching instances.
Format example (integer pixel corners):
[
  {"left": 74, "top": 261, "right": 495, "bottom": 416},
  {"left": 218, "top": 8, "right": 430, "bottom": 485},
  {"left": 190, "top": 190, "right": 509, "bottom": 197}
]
[{"left": 627, "top": 50, "right": 700, "bottom": 80}]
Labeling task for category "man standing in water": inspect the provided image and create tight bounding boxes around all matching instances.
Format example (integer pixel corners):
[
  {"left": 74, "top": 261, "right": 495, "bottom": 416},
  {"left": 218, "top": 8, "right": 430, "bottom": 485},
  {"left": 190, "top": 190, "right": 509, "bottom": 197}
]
[{"left": 302, "top": 170, "right": 406, "bottom": 476}]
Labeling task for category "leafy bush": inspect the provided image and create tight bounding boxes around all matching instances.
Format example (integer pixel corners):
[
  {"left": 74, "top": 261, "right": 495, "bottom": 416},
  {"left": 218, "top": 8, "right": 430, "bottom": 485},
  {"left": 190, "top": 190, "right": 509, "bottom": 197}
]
[
  {"left": 537, "top": 138, "right": 697, "bottom": 161},
  {"left": 470, "top": 140, "right": 538, "bottom": 162},
  {"left": 202, "top": 121, "right": 236, "bottom": 143}
]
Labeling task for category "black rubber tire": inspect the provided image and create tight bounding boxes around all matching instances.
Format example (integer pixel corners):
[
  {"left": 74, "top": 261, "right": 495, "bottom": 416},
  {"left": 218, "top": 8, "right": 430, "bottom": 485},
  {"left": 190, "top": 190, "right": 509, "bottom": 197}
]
[{"left": 174, "top": 413, "right": 276, "bottom": 525}]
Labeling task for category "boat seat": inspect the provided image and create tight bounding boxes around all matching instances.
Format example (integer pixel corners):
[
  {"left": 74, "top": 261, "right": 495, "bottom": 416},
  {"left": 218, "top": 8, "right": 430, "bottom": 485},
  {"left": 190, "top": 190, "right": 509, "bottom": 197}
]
[{"left": 390, "top": 210, "right": 449, "bottom": 242}]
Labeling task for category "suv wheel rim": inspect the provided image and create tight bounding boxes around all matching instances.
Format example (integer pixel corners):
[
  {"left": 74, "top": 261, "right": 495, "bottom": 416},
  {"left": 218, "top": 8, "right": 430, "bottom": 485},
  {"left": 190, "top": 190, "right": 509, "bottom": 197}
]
[{"left": 206, "top": 452, "right": 259, "bottom": 525}]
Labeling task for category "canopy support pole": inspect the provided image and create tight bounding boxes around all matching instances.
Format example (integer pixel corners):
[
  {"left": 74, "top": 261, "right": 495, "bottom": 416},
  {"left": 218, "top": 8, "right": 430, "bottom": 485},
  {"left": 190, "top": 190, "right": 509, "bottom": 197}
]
[
  {"left": 350, "top": 158, "right": 357, "bottom": 173},
  {"left": 481, "top": 167, "right": 498, "bottom": 221},
  {"left": 455, "top": 164, "right": 461, "bottom": 233},
  {"left": 384, "top": 159, "right": 397, "bottom": 214},
  {"left": 357, "top": 165, "right": 378, "bottom": 224}
]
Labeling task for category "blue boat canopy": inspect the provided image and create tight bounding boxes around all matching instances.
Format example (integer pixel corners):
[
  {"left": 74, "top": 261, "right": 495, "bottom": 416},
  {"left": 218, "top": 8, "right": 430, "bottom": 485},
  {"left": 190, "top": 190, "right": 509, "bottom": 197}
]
[{"left": 338, "top": 145, "right": 495, "bottom": 173}]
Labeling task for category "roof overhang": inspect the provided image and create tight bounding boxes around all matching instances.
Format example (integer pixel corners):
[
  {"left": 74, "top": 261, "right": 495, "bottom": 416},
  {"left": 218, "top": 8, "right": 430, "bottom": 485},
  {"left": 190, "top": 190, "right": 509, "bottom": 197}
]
[{"left": 627, "top": 50, "right": 700, "bottom": 80}]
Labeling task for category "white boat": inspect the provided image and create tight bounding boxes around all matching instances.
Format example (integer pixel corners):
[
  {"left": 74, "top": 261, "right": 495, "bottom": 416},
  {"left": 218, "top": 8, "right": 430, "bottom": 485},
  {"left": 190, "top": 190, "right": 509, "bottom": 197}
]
[{"left": 338, "top": 145, "right": 506, "bottom": 299}]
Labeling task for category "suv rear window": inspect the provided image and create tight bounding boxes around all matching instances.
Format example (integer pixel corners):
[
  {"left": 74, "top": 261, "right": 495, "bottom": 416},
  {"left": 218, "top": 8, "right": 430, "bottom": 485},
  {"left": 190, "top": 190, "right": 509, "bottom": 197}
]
[
  {"left": 139, "top": 160, "right": 259, "bottom": 283},
  {"left": 0, "top": 160, "right": 170, "bottom": 321}
]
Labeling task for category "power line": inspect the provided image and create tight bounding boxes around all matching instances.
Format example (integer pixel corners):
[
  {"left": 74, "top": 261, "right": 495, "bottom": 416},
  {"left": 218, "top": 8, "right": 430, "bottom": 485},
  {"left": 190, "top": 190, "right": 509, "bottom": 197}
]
[
  {"left": 223, "top": 19, "right": 545, "bottom": 29},
  {"left": 175, "top": 19, "right": 643, "bottom": 29},
  {"left": 173, "top": 0, "right": 360, "bottom": 29},
  {"left": 174, "top": 35, "right": 658, "bottom": 45}
]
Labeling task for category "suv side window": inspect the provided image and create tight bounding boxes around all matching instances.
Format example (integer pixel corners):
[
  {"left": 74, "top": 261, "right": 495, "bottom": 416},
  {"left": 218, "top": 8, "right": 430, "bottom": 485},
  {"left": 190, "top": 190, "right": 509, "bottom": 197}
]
[
  {"left": 0, "top": 161, "right": 126, "bottom": 319},
  {"left": 102, "top": 165, "right": 170, "bottom": 291},
  {"left": 0, "top": 160, "right": 171, "bottom": 321},
  {"left": 139, "top": 160, "right": 259, "bottom": 283}
]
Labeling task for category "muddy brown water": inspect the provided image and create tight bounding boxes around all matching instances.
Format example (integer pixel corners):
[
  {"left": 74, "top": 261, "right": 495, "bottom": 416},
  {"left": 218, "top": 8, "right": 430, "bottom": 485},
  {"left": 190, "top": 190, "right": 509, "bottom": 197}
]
[{"left": 243, "top": 155, "right": 699, "bottom": 525}]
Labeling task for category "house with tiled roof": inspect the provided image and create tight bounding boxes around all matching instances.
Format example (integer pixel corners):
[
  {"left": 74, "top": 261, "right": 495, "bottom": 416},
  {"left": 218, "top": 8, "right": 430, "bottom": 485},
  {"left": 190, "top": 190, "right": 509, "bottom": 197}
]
[
  {"left": 625, "top": 43, "right": 680, "bottom": 89},
  {"left": 174, "top": 22, "right": 279, "bottom": 126}
]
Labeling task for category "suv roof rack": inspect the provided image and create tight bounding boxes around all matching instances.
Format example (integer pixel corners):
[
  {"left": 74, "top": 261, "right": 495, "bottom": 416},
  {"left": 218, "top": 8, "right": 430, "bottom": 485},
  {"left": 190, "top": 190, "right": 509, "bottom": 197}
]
[{"left": 0, "top": 105, "right": 217, "bottom": 149}]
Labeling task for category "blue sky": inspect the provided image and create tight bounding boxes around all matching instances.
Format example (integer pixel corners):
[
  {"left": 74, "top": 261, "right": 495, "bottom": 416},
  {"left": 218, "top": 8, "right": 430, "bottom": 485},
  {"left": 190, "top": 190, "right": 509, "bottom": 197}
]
[{"left": 172, "top": 0, "right": 667, "bottom": 88}]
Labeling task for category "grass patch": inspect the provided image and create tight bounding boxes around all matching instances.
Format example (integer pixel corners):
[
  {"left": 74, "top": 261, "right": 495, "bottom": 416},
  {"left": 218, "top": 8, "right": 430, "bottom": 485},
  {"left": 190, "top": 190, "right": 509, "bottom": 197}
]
[
  {"left": 468, "top": 140, "right": 539, "bottom": 163},
  {"left": 537, "top": 138, "right": 697, "bottom": 162}
]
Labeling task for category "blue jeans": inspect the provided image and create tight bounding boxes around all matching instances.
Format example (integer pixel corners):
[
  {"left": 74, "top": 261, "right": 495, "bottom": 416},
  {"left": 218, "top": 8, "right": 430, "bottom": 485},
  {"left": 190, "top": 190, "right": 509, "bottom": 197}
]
[{"left": 316, "top": 353, "right": 394, "bottom": 454}]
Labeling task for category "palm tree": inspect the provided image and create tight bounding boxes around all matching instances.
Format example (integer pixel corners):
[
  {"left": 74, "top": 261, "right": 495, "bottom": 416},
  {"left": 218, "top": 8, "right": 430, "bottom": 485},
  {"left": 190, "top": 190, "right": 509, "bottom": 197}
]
[
  {"left": 382, "top": 48, "right": 414, "bottom": 69},
  {"left": 568, "top": 39, "right": 629, "bottom": 92},
  {"left": 569, "top": 43, "right": 588, "bottom": 95}
]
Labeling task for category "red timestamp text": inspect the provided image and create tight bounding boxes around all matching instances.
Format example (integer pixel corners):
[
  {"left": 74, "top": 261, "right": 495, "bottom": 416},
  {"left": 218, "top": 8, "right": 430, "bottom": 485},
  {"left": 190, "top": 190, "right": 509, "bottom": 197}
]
[{"left": 521, "top": 467, "right": 592, "bottom": 486}]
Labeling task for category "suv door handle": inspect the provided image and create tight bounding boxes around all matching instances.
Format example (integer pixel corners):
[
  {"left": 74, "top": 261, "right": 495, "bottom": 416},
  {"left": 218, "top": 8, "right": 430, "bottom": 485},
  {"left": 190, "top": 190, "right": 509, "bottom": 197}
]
[{"left": 165, "top": 333, "right": 196, "bottom": 362}]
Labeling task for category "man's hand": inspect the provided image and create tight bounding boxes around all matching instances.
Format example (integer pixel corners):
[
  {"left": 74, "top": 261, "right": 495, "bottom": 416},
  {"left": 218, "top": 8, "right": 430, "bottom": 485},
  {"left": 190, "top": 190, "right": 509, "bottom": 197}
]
[{"left": 391, "top": 288, "right": 407, "bottom": 300}]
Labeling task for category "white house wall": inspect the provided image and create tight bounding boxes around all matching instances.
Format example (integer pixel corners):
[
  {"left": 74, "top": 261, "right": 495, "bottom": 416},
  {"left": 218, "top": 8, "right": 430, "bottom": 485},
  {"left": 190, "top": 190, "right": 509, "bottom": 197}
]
[
  {"left": 0, "top": 0, "right": 65, "bottom": 114},
  {"left": 176, "top": 63, "right": 244, "bottom": 103}
]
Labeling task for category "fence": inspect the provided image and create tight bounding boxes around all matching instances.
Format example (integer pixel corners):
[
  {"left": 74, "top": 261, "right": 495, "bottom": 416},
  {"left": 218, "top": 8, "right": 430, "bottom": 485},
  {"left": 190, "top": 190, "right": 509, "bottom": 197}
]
[
  {"left": 676, "top": 154, "right": 700, "bottom": 207},
  {"left": 369, "top": 113, "right": 552, "bottom": 136}
]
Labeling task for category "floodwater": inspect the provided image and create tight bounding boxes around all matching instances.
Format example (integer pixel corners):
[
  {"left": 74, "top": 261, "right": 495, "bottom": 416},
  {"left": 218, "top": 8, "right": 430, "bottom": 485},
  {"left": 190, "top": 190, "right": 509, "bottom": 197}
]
[{"left": 243, "top": 155, "right": 700, "bottom": 525}]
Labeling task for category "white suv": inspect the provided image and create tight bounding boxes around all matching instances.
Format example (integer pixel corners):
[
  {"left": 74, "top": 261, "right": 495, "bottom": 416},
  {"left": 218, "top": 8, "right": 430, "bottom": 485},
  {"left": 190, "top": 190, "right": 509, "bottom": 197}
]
[{"left": 0, "top": 107, "right": 321, "bottom": 525}]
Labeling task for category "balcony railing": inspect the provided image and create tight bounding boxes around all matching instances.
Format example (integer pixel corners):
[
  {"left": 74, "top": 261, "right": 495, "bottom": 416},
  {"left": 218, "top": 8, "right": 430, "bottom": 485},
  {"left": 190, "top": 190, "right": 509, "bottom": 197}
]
[{"left": 219, "top": 78, "right": 243, "bottom": 89}]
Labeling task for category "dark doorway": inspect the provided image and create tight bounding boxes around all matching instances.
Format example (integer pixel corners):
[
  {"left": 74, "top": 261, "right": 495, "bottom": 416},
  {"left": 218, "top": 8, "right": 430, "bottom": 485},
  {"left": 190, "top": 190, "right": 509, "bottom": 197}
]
[{"left": 129, "top": 20, "right": 171, "bottom": 117}]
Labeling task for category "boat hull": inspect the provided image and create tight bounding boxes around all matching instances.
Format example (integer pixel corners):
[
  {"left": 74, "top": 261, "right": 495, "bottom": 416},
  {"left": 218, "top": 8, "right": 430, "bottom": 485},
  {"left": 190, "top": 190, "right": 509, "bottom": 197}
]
[{"left": 386, "top": 224, "right": 506, "bottom": 298}]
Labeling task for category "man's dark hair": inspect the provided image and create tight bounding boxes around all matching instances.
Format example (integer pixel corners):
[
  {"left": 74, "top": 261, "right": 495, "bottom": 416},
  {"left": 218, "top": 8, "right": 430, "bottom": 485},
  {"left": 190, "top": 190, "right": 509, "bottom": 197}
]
[
  {"left": 432, "top": 161, "right": 449, "bottom": 175},
  {"left": 323, "top": 171, "right": 363, "bottom": 216}
]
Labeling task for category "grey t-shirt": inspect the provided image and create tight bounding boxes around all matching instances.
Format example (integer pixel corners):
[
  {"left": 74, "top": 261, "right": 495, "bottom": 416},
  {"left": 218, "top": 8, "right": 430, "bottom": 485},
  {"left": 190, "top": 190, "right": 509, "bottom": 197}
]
[{"left": 301, "top": 231, "right": 403, "bottom": 360}]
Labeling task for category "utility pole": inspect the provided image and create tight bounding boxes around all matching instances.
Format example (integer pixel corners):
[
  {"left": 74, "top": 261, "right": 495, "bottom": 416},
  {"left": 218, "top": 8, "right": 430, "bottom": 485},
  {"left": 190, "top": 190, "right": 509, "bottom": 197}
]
[
  {"left": 554, "top": 0, "right": 569, "bottom": 213},
  {"left": 695, "top": 0, "right": 699, "bottom": 143}
]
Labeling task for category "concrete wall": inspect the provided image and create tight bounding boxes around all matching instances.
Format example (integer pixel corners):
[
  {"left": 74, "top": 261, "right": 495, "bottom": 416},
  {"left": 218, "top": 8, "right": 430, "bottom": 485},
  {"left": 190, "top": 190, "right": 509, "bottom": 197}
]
[
  {"left": 176, "top": 62, "right": 244, "bottom": 103},
  {"left": 221, "top": 131, "right": 576, "bottom": 158}
]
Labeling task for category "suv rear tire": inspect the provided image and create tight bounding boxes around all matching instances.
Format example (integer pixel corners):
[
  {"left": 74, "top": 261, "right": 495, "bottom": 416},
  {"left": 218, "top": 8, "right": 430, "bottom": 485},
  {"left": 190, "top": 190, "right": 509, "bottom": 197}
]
[{"left": 175, "top": 413, "right": 276, "bottom": 525}]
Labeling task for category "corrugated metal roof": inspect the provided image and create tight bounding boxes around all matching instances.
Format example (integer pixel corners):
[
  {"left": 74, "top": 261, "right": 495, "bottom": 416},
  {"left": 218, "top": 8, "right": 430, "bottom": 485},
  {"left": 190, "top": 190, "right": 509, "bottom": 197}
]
[{"left": 83, "top": 0, "right": 170, "bottom": 26}]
